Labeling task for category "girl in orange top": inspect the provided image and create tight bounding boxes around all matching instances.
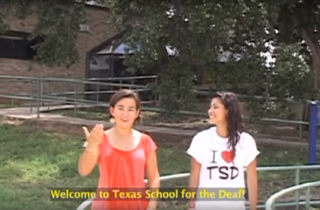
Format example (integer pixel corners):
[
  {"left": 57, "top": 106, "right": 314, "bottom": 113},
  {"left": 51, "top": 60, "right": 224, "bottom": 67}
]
[{"left": 78, "top": 89, "right": 160, "bottom": 210}]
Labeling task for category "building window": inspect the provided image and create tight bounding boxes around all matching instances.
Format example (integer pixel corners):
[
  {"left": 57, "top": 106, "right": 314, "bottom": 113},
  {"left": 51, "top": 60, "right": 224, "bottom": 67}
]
[
  {"left": 89, "top": 55, "right": 110, "bottom": 70},
  {"left": 0, "top": 30, "right": 44, "bottom": 60}
]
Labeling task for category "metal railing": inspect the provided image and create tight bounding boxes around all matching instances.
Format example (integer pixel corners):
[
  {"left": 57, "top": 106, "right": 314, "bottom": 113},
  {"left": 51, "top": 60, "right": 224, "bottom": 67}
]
[
  {"left": 0, "top": 75, "right": 158, "bottom": 116},
  {"left": 0, "top": 75, "right": 317, "bottom": 141},
  {"left": 265, "top": 181, "right": 320, "bottom": 210},
  {"left": 75, "top": 165, "right": 320, "bottom": 210},
  {"left": 87, "top": 75, "right": 157, "bottom": 82}
]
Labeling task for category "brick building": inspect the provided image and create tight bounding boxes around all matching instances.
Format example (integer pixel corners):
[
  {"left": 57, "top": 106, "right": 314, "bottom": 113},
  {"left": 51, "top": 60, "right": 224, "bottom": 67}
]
[{"left": 0, "top": 5, "right": 125, "bottom": 103}]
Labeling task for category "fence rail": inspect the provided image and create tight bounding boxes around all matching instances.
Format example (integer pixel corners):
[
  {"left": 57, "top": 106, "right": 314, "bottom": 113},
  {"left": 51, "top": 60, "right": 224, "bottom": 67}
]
[
  {"left": 0, "top": 75, "right": 315, "bottom": 102},
  {"left": 265, "top": 180, "right": 320, "bottom": 210},
  {"left": 0, "top": 75, "right": 318, "bottom": 140}
]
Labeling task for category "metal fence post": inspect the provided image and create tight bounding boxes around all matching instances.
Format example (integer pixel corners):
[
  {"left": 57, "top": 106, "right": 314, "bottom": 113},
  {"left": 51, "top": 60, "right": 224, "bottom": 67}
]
[
  {"left": 29, "top": 80, "right": 33, "bottom": 113},
  {"left": 294, "top": 169, "right": 300, "bottom": 210},
  {"left": 36, "top": 77, "right": 41, "bottom": 119},
  {"left": 74, "top": 83, "right": 78, "bottom": 118},
  {"left": 308, "top": 101, "right": 318, "bottom": 165}
]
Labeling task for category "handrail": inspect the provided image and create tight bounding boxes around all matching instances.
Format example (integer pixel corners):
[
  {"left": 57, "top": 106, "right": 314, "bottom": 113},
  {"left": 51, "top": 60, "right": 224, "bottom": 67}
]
[
  {"left": 87, "top": 75, "right": 157, "bottom": 80},
  {"left": 47, "top": 89, "right": 148, "bottom": 96},
  {"left": 0, "top": 92, "right": 313, "bottom": 124},
  {"left": 0, "top": 76, "right": 151, "bottom": 88},
  {"left": 42, "top": 78, "right": 148, "bottom": 87},
  {"left": 265, "top": 181, "right": 320, "bottom": 210},
  {"left": 0, "top": 75, "right": 157, "bottom": 81},
  {"left": 0, "top": 74, "right": 317, "bottom": 142},
  {"left": 76, "top": 165, "right": 320, "bottom": 210},
  {"left": 0, "top": 75, "right": 316, "bottom": 103}
]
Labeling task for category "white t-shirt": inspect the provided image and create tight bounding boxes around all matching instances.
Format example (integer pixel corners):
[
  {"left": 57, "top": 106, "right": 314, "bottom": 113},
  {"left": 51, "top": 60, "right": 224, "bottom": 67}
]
[{"left": 187, "top": 127, "right": 260, "bottom": 210}]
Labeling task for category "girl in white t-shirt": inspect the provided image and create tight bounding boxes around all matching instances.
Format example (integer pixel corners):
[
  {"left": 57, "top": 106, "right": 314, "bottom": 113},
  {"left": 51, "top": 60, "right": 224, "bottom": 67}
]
[{"left": 187, "top": 91, "right": 260, "bottom": 210}]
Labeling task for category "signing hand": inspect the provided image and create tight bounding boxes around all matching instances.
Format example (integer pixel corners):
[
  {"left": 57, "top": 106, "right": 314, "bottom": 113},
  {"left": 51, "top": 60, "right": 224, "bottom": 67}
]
[{"left": 83, "top": 124, "right": 104, "bottom": 149}]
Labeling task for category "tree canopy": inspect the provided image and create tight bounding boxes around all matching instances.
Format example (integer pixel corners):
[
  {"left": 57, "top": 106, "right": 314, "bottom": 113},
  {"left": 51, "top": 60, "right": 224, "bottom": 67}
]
[
  {"left": 0, "top": 0, "right": 318, "bottom": 116},
  {"left": 105, "top": 0, "right": 316, "bottom": 115}
]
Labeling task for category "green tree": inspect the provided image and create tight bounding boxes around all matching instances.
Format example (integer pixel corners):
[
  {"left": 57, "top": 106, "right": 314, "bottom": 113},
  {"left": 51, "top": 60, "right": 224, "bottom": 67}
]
[
  {"left": 0, "top": 1, "right": 85, "bottom": 67},
  {"left": 105, "top": 0, "right": 315, "bottom": 115},
  {"left": 263, "top": 0, "right": 320, "bottom": 89}
]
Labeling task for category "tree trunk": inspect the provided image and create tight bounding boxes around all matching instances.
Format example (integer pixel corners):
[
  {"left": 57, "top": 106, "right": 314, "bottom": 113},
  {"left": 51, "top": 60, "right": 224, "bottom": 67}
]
[{"left": 299, "top": 28, "right": 320, "bottom": 90}]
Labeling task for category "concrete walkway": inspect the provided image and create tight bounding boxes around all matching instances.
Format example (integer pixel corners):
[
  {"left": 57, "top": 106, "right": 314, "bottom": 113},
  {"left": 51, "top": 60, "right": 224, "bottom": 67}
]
[{"left": 0, "top": 105, "right": 318, "bottom": 149}]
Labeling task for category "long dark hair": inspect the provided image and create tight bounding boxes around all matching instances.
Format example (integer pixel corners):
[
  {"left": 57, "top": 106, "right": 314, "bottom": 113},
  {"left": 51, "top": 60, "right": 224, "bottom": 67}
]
[{"left": 212, "top": 91, "right": 244, "bottom": 159}]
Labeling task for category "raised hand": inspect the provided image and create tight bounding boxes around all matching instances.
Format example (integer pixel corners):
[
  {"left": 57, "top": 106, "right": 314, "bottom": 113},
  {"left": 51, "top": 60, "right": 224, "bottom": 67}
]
[{"left": 82, "top": 124, "right": 104, "bottom": 149}]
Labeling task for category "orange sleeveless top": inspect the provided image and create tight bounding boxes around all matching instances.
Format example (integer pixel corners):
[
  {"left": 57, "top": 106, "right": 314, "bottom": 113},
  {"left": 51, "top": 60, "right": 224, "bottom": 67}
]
[{"left": 91, "top": 133, "right": 157, "bottom": 210}]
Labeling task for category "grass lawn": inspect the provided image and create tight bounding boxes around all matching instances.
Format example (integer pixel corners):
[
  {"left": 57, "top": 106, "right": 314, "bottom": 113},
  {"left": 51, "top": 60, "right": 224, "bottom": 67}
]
[
  {"left": 0, "top": 103, "right": 16, "bottom": 108},
  {"left": 0, "top": 124, "right": 319, "bottom": 210}
]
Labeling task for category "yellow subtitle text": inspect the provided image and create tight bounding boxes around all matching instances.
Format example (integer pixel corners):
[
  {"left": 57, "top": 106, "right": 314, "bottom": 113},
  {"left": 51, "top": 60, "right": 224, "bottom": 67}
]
[
  {"left": 50, "top": 189, "right": 97, "bottom": 199},
  {"left": 197, "top": 188, "right": 246, "bottom": 199},
  {"left": 50, "top": 188, "right": 246, "bottom": 200}
]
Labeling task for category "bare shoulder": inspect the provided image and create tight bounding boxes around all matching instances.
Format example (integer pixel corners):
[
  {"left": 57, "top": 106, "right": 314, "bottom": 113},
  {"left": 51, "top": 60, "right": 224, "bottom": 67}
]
[
  {"left": 104, "top": 128, "right": 112, "bottom": 135},
  {"left": 133, "top": 130, "right": 155, "bottom": 144},
  {"left": 132, "top": 129, "right": 143, "bottom": 138}
]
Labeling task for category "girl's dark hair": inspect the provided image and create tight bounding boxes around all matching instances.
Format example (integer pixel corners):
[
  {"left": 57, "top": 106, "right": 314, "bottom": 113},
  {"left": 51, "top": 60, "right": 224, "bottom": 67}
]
[
  {"left": 212, "top": 91, "right": 244, "bottom": 159},
  {"left": 109, "top": 89, "right": 141, "bottom": 124}
]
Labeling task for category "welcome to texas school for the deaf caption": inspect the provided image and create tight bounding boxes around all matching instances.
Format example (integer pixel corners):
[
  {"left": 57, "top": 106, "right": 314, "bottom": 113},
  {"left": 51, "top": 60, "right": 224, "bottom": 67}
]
[{"left": 50, "top": 188, "right": 246, "bottom": 200}]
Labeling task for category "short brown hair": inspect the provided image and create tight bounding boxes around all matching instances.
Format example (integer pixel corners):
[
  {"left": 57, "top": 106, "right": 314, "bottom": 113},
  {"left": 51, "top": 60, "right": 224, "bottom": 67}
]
[{"left": 109, "top": 89, "right": 141, "bottom": 124}]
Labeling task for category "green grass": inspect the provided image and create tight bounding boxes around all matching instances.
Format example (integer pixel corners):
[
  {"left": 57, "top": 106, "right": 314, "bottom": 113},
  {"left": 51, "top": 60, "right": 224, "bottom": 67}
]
[
  {"left": 0, "top": 103, "right": 16, "bottom": 108},
  {"left": 0, "top": 124, "right": 320, "bottom": 210}
]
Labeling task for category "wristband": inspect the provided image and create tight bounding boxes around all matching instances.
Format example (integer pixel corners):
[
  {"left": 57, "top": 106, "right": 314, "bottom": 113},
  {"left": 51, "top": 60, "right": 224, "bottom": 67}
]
[{"left": 86, "top": 147, "right": 97, "bottom": 152}]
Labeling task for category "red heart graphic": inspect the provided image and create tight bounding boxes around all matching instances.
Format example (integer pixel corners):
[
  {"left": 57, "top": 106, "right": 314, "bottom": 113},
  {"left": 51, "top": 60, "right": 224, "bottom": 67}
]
[{"left": 221, "top": 151, "right": 234, "bottom": 163}]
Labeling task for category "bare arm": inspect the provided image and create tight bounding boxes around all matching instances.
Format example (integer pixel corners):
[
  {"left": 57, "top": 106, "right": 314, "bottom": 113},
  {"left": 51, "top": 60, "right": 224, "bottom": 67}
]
[
  {"left": 247, "top": 158, "right": 258, "bottom": 210},
  {"left": 146, "top": 151, "right": 160, "bottom": 210},
  {"left": 78, "top": 125, "right": 104, "bottom": 177},
  {"left": 188, "top": 157, "right": 201, "bottom": 209},
  {"left": 78, "top": 147, "right": 100, "bottom": 176}
]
